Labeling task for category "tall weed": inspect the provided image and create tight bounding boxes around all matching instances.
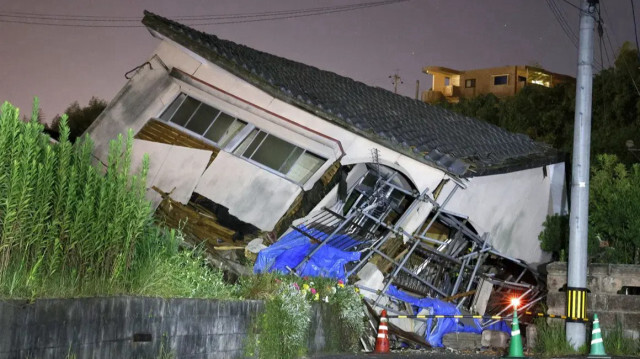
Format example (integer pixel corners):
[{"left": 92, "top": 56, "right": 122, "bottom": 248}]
[{"left": 0, "top": 100, "right": 230, "bottom": 299}]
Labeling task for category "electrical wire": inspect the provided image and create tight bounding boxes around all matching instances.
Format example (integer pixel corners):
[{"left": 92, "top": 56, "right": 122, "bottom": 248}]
[
  {"left": 0, "top": 0, "right": 408, "bottom": 28},
  {"left": 545, "top": 0, "right": 578, "bottom": 49},
  {"left": 600, "top": 0, "right": 640, "bottom": 97},
  {"left": 0, "top": 1, "right": 401, "bottom": 21},
  {"left": 631, "top": 0, "right": 640, "bottom": 62}
]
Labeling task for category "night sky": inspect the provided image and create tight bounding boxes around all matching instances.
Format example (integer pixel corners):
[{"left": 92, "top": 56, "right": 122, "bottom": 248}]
[{"left": 0, "top": 0, "right": 637, "bottom": 120}]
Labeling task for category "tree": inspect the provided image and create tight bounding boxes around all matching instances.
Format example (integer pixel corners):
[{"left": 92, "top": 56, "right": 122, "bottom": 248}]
[{"left": 48, "top": 97, "right": 107, "bottom": 141}]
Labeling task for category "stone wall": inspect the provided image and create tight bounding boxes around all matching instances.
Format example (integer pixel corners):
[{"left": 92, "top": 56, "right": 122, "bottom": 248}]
[{"left": 546, "top": 262, "right": 640, "bottom": 338}]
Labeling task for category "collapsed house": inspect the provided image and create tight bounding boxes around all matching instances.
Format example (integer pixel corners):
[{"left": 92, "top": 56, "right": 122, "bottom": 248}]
[{"left": 86, "top": 11, "right": 567, "bottom": 348}]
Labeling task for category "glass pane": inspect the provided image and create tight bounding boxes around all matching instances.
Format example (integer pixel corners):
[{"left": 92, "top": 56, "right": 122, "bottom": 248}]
[
  {"left": 159, "top": 93, "right": 186, "bottom": 122},
  {"left": 279, "top": 147, "right": 304, "bottom": 174},
  {"left": 233, "top": 129, "right": 259, "bottom": 155},
  {"left": 203, "top": 112, "right": 235, "bottom": 143},
  {"left": 243, "top": 131, "right": 267, "bottom": 158},
  {"left": 494, "top": 75, "right": 508, "bottom": 85},
  {"left": 251, "top": 134, "right": 297, "bottom": 171},
  {"left": 287, "top": 151, "right": 325, "bottom": 183},
  {"left": 217, "top": 120, "right": 247, "bottom": 147},
  {"left": 169, "top": 96, "right": 200, "bottom": 126},
  {"left": 185, "top": 103, "right": 220, "bottom": 135}
]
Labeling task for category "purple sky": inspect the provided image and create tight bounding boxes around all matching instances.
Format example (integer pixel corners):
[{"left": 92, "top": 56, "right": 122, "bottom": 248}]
[{"left": 0, "top": 0, "right": 637, "bottom": 120}]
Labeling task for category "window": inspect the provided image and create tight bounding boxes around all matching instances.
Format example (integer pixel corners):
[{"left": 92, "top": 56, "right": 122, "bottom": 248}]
[
  {"left": 464, "top": 79, "right": 476, "bottom": 88},
  {"left": 160, "top": 94, "right": 247, "bottom": 148},
  {"left": 234, "top": 129, "right": 325, "bottom": 183},
  {"left": 518, "top": 76, "right": 527, "bottom": 82},
  {"left": 160, "top": 93, "right": 326, "bottom": 184},
  {"left": 493, "top": 75, "right": 508, "bottom": 86},
  {"left": 444, "top": 77, "right": 451, "bottom": 86}
]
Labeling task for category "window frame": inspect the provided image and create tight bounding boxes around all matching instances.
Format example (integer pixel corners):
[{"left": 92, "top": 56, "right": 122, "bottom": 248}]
[
  {"left": 464, "top": 78, "right": 476, "bottom": 88},
  {"left": 157, "top": 92, "right": 327, "bottom": 185},
  {"left": 492, "top": 74, "right": 509, "bottom": 86},
  {"left": 231, "top": 127, "right": 325, "bottom": 183}
]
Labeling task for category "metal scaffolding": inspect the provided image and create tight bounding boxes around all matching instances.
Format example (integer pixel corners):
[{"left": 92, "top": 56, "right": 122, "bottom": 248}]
[{"left": 285, "top": 162, "right": 545, "bottom": 342}]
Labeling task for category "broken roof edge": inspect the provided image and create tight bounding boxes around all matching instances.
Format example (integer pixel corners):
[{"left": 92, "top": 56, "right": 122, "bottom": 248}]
[{"left": 141, "top": 10, "right": 562, "bottom": 178}]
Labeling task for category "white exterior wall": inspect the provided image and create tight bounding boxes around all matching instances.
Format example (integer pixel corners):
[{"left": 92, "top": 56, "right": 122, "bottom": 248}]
[
  {"left": 152, "top": 40, "right": 447, "bottom": 194},
  {"left": 442, "top": 163, "right": 567, "bottom": 264},
  {"left": 88, "top": 35, "right": 566, "bottom": 261}
]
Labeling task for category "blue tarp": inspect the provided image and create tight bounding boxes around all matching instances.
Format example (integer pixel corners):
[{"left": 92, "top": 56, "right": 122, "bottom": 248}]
[
  {"left": 386, "top": 285, "right": 510, "bottom": 347},
  {"left": 254, "top": 225, "right": 361, "bottom": 281}
]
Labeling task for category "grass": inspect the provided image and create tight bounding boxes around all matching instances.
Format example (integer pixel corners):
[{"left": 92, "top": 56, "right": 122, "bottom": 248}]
[
  {"left": 603, "top": 321, "right": 640, "bottom": 356},
  {"left": 534, "top": 318, "right": 587, "bottom": 357},
  {"left": 534, "top": 317, "right": 640, "bottom": 357}
]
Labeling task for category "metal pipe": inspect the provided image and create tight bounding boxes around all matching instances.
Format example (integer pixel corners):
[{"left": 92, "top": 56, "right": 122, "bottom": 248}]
[{"left": 373, "top": 184, "right": 460, "bottom": 307}]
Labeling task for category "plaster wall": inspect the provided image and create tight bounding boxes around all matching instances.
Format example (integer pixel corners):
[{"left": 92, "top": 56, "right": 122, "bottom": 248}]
[
  {"left": 130, "top": 139, "right": 212, "bottom": 208},
  {"left": 441, "top": 164, "right": 565, "bottom": 264},
  {"left": 195, "top": 151, "right": 301, "bottom": 231},
  {"left": 85, "top": 55, "right": 178, "bottom": 161},
  {"left": 153, "top": 39, "right": 446, "bottom": 195}
]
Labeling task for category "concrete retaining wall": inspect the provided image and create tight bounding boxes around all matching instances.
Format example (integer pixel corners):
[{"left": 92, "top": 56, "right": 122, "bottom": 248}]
[
  {"left": 0, "top": 297, "right": 341, "bottom": 359},
  {"left": 0, "top": 297, "right": 262, "bottom": 359},
  {"left": 546, "top": 262, "right": 640, "bottom": 337}
]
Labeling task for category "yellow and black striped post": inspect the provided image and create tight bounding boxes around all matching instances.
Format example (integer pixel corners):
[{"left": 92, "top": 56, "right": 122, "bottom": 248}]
[{"left": 566, "top": 287, "right": 588, "bottom": 322}]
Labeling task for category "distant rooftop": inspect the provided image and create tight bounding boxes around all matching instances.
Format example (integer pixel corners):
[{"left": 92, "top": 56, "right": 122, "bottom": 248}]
[{"left": 142, "top": 11, "right": 562, "bottom": 177}]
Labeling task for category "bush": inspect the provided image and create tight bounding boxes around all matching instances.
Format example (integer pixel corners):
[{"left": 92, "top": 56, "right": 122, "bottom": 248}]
[
  {"left": 538, "top": 214, "right": 569, "bottom": 261},
  {"left": 244, "top": 275, "right": 366, "bottom": 358}
]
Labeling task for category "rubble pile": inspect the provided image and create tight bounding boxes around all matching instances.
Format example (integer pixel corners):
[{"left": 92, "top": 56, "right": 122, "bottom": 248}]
[{"left": 254, "top": 163, "right": 545, "bottom": 350}]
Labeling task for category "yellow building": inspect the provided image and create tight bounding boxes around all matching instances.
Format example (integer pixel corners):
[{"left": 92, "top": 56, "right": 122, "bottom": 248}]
[{"left": 422, "top": 65, "right": 574, "bottom": 103}]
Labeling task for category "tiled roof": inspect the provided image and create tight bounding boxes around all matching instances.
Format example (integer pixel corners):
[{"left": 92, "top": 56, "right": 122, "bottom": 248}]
[{"left": 142, "top": 11, "right": 563, "bottom": 177}]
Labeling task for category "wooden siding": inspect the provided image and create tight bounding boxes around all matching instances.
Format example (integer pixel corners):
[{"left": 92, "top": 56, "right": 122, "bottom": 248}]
[
  {"left": 135, "top": 119, "right": 220, "bottom": 164},
  {"left": 154, "top": 188, "right": 236, "bottom": 249},
  {"left": 272, "top": 161, "right": 342, "bottom": 236}
]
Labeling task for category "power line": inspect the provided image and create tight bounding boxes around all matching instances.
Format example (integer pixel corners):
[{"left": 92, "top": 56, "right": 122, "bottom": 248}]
[
  {"left": 545, "top": 0, "right": 578, "bottom": 48},
  {"left": 0, "top": 2, "right": 397, "bottom": 21},
  {"left": 0, "top": 0, "right": 408, "bottom": 28},
  {"left": 599, "top": 1, "right": 640, "bottom": 96},
  {"left": 631, "top": 0, "right": 640, "bottom": 62}
]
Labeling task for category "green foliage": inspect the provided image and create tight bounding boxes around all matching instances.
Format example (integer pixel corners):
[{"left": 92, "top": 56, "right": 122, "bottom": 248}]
[
  {"left": 247, "top": 284, "right": 311, "bottom": 359},
  {"left": 439, "top": 42, "right": 640, "bottom": 164},
  {"left": 533, "top": 318, "right": 586, "bottom": 357},
  {"left": 589, "top": 154, "right": 640, "bottom": 264},
  {"left": 0, "top": 100, "right": 232, "bottom": 298},
  {"left": 48, "top": 97, "right": 107, "bottom": 142},
  {"left": 243, "top": 275, "right": 366, "bottom": 358},
  {"left": 327, "top": 284, "right": 366, "bottom": 352},
  {"left": 603, "top": 321, "right": 639, "bottom": 356},
  {"left": 538, "top": 214, "right": 569, "bottom": 261}
]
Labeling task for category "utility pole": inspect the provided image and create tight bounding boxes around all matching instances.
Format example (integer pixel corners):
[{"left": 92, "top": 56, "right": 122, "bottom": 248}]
[
  {"left": 415, "top": 80, "right": 420, "bottom": 100},
  {"left": 566, "top": 0, "right": 597, "bottom": 349},
  {"left": 389, "top": 71, "right": 403, "bottom": 94}
]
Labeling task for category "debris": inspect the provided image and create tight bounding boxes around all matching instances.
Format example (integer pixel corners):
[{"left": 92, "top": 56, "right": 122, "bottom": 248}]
[
  {"left": 481, "top": 330, "right": 510, "bottom": 349},
  {"left": 254, "top": 162, "right": 545, "bottom": 351}
]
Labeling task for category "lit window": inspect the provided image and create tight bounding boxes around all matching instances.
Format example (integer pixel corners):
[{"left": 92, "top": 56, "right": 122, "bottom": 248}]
[
  {"left": 493, "top": 75, "right": 508, "bottom": 86},
  {"left": 464, "top": 79, "right": 476, "bottom": 88},
  {"left": 234, "top": 129, "right": 325, "bottom": 183}
]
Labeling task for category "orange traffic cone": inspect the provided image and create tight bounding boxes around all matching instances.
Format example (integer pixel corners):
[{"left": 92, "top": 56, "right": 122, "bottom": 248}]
[{"left": 374, "top": 309, "right": 390, "bottom": 353}]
